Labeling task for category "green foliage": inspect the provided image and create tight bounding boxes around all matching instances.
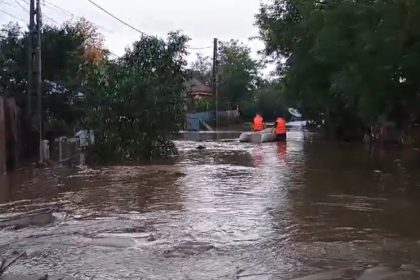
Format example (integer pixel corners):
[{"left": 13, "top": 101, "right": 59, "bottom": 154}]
[
  {"left": 218, "top": 40, "right": 261, "bottom": 109},
  {"left": 189, "top": 99, "right": 213, "bottom": 112},
  {"left": 256, "top": 83, "right": 288, "bottom": 120},
  {"left": 257, "top": 0, "right": 420, "bottom": 139},
  {"left": 190, "top": 53, "right": 212, "bottom": 83},
  {"left": 83, "top": 33, "right": 188, "bottom": 161},
  {"left": 241, "top": 81, "right": 288, "bottom": 121},
  {"left": 1, "top": 20, "right": 188, "bottom": 161},
  {"left": 188, "top": 42, "right": 262, "bottom": 113},
  {"left": 0, "top": 23, "right": 26, "bottom": 98},
  {"left": 0, "top": 19, "right": 101, "bottom": 132},
  {"left": 189, "top": 40, "right": 287, "bottom": 120}
]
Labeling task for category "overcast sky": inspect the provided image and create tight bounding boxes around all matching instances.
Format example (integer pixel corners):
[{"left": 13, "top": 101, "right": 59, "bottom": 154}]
[{"left": 0, "top": 0, "right": 271, "bottom": 71}]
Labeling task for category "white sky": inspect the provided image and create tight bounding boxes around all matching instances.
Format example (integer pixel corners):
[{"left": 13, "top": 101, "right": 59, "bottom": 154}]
[{"left": 0, "top": 0, "right": 273, "bottom": 73}]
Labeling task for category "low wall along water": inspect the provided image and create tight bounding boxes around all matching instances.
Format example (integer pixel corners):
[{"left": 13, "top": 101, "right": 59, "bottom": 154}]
[{"left": 185, "top": 110, "right": 240, "bottom": 131}]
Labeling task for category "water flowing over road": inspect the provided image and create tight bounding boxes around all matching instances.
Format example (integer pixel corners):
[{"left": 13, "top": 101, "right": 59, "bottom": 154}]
[{"left": 1, "top": 129, "right": 420, "bottom": 279}]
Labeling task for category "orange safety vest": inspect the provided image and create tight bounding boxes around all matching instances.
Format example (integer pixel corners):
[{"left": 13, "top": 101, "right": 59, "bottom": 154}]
[
  {"left": 253, "top": 115, "right": 265, "bottom": 131},
  {"left": 275, "top": 117, "right": 287, "bottom": 134}
]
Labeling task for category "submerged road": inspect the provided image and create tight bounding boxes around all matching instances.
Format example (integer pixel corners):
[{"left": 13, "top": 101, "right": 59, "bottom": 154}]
[{"left": 1, "top": 129, "right": 420, "bottom": 279}]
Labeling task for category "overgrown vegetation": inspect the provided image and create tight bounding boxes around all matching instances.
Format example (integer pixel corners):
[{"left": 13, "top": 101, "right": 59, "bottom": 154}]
[
  {"left": 83, "top": 32, "right": 188, "bottom": 160},
  {"left": 190, "top": 40, "right": 287, "bottom": 120},
  {"left": 0, "top": 20, "right": 188, "bottom": 161},
  {"left": 4, "top": 0, "right": 418, "bottom": 161},
  {"left": 256, "top": 0, "right": 420, "bottom": 139}
]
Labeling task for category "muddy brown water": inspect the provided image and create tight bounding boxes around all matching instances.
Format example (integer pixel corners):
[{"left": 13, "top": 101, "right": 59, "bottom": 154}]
[{"left": 1, "top": 129, "right": 420, "bottom": 279}]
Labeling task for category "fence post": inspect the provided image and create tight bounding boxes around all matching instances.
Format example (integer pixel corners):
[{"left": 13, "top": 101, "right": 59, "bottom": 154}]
[{"left": 58, "top": 136, "right": 67, "bottom": 165}]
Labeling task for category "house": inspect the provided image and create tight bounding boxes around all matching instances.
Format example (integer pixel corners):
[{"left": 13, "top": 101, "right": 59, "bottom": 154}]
[{"left": 184, "top": 79, "right": 213, "bottom": 100}]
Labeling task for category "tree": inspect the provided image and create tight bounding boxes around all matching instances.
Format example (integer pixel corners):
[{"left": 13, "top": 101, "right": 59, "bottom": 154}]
[
  {"left": 0, "top": 19, "right": 109, "bottom": 137},
  {"left": 256, "top": 0, "right": 420, "bottom": 139},
  {"left": 218, "top": 40, "right": 261, "bottom": 109},
  {"left": 190, "top": 53, "right": 212, "bottom": 83},
  {"left": 74, "top": 18, "right": 107, "bottom": 63},
  {"left": 240, "top": 80, "right": 288, "bottom": 121},
  {"left": 1, "top": 19, "right": 191, "bottom": 161},
  {"left": 0, "top": 19, "right": 112, "bottom": 161},
  {"left": 0, "top": 23, "right": 26, "bottom": 99},
  {"left": 84, "top": 32, "right": 189, "bottom": 161}
]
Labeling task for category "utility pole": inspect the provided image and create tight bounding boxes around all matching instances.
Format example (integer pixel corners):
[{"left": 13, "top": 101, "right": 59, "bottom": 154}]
[
  {"left": 29, "top": 0, "right": 43, "bottom": 163},
  {"left": 26, "top": 0, "right": 35, "bottom": 121},
  {"left": 212, "top": 38, "right": 218, "bottom": 136}
]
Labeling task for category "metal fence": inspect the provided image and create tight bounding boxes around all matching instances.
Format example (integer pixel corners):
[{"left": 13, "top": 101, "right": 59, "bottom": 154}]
[
  {"left": 185, "top": 112, "right": 214, "bottom": 131},
  {"left": 185, "top": 110, "right": 240, "bottom": 131}
]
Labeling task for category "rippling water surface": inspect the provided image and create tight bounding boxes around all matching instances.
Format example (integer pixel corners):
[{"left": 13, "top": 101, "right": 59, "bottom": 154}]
[{"left": 1, "top": 129, "right": 420, "bottom": 279}]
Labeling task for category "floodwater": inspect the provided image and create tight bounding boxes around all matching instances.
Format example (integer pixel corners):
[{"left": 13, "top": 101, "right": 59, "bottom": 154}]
[{"left": 1, "top": 128, "right": 420, "bottom": 279}]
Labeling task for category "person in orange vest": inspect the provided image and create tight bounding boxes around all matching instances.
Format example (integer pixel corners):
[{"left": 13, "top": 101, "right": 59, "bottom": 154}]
[
  {"left": 253, "top": 113, "right": 265, "bottom": 131},
  {"left": 274, "top": 116, "right": 287, "bottom": 141}
]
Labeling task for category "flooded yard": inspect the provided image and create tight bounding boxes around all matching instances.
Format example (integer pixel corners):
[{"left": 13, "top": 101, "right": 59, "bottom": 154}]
[{"left": 1, "top": 129, "right": 420, "bottom": 279}]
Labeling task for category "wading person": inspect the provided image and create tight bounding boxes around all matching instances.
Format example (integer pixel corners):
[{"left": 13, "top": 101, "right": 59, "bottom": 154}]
[{"left": 274, "top": 116, "right": 287, "bottom": 141}]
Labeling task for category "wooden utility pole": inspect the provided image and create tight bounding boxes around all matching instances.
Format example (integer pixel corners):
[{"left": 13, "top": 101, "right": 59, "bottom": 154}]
[
  {"left": 26, "top": 0, "right": 35, "bottom": 121},
  {"left": 212, "top": 38, "right": 218, "bottom": 134},
  {"left": 29, "top": 0, "right": 43, "bottom": 163}
]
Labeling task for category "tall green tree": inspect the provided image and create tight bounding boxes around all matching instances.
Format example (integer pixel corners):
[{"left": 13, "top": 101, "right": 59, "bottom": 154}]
[
  {"left": 190, "top": 53, "right": 212, "bottom": 83},
  {"left": 217, "top": 40, "right": 261, "bottom": 109},
  {"left": 0, "top": 19, "right": 104, "bottom": 133},
  {"left": 257, "top": 0, "right": 420, "bottom": 139},
  {"left": 0, "top": 23, "right": 26, "bottom": 99},
  {"left": 84, "top": 32, "right": 189, "bottom": 161}
]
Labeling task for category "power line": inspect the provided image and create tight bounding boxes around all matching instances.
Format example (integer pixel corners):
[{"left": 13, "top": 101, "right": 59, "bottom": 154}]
[
  {"left": 42, "top": 2, "right": 72, "bottom": 18},
  {"left": 12, "top": 0, "right": 59, "bottom": 26},
  {"left": 13, "top": 0, "right": 28, "bottom": 12},
  {"left": 189, "top": 46, "right": 213, "bottom": 50},
  {"left": 86, "top": 0, "right": 214, "bottom": 50},
  {"left": 87, "top": 0, "right": 147, "bottom": 36},
  {"left": 41, "top": 1, "right": 113, "bottom": 33},
  {"left": 17, "top": 0, "right": 57, "bottom": 25},
  {"left": 43, "top": 15, "right": 59, "bottom": 25},
  {"left": 40, "top": 9, "right": 59, "bottom": 25},
  {"left": 1, "top": 0, "right": 14, "bottom": 7},
  {"left": 44, "top": 0, "right": 73, "bottom": 17},
  {"left": 0, "top": 8, "right": 26, "bottom": 21},
  {"left": 6, "top": 0, "right": 213, "bottom": 52},
  {"left": 0, "top": 0, "right": 13, "bottom": 7}
]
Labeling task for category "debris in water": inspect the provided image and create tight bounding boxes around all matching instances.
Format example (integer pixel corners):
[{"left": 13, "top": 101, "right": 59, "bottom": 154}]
[
  {"left": 0, "top": 209, "right": 55, "bottom": 229},
  {"left": 0, "top": 252, "right": 26, "bottom": 276}
]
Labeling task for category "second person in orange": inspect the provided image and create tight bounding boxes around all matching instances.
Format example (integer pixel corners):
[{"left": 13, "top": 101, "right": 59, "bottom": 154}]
[{"left": 274, "top": 116, "right": 287, "bottom": 141}]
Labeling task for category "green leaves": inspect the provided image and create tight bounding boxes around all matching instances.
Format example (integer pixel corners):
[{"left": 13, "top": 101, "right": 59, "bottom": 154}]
[
  {"left": 1, "top": 19, "right": 188, "bottom": 161},
  {"left": 0, "top": 23, "right": 26, "bottom": 97},
  {"left": 257, "top": 0, "right": 420, "bottom": 138},
  {"left": 218, "top": 40, "right": 261, "bottom": 109},
  {"left": 0, "top": 19, "right": 102, "bottom": 133},
  {"left": 85, "top": 33, "right": 189, "bottom": 161}
]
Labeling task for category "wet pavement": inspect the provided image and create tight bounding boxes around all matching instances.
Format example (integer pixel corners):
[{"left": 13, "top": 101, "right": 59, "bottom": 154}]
[{"left": 1, "top": 129, "right": 420, "bottom": 279}]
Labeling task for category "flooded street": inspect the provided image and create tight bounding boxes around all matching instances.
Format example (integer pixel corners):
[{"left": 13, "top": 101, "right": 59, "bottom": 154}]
[{"left": 1, "top": 129, "right": 420, "bottom": 279}]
